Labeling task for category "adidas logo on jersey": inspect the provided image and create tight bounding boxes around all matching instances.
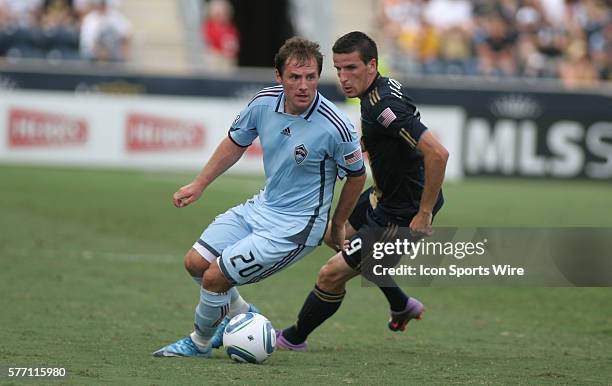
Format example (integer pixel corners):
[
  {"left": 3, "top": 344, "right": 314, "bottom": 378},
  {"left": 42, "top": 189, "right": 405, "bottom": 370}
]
[{"left": 281, "top": 127, "right": 291, "bottom": 136}]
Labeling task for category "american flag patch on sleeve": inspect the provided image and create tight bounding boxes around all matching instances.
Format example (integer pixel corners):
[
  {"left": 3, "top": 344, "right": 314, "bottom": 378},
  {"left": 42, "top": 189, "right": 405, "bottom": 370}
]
[
  {"left": 377, "top": 107, "right": 397, "bottom": 128},
  {"left": 344, "top": 149, "right": 363, "bottom": 165}
]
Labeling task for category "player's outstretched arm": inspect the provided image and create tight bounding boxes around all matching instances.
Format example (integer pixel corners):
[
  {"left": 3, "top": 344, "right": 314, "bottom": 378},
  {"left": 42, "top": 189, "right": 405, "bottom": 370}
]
[
  {"left": 329, "top": 173, "right": 367, "bottom": 250},
  {"left": 173, "top": 137, "right": 248, "bottom": 208},
  {"left": 411, "top": 130, "right": 449, "bottom": 235}
]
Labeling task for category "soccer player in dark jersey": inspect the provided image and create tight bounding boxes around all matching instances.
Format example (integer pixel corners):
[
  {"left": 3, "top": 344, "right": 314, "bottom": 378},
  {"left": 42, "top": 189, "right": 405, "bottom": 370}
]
[{"left": 276, "top": 31, "right": 448, "bottom": 351}]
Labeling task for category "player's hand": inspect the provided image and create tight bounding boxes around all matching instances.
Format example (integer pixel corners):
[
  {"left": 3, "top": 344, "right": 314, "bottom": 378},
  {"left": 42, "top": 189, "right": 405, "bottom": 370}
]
[
  {"left": 330, "top": 221, "right": 347, "bottom": 252},
  {"left": 173, "top": 182, "right": 204, "bottom": 208},
  {"left": 409, "top": 210, "right": 433, "bottom": 237}
]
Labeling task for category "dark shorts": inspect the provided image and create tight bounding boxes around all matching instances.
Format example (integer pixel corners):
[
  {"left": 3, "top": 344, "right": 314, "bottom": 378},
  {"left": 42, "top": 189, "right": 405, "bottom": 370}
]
[
  {"left": 342, "top": 187, "right": 444, "bottom": 286},
  {"left": 343, "top": 204, "right": 419, "bottom": 284},
  {"left": 348, "top": 187, "right": 374, "bottom": 231}
]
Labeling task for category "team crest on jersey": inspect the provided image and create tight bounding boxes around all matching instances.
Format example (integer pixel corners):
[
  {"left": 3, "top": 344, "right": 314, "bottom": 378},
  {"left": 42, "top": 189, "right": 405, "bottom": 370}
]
[{"left": 294, "top": 144, "right": 308, "bottom": 165}]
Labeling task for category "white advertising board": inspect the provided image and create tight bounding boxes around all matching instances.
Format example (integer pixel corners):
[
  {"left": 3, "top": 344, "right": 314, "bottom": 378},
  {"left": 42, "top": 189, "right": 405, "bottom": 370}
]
[{"left": 0, "top": 90, "right": 463, "bottom": 181}]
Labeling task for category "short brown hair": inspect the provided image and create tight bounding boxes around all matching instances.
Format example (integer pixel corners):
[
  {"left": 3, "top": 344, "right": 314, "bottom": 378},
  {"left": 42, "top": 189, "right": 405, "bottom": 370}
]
[
  {"left": 274, "top": 37, "right": 323, "bottom": 76},
  {"left": 333, "top": 31, "right": 378, "bottom": 65}
]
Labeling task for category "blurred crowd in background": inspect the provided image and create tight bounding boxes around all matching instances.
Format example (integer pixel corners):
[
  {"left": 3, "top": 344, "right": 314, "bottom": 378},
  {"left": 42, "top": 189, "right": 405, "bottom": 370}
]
[
  {"left": 0, "top": 0, "right": 609, "bottom": 89},
  {"left": 201, "top": 0, "right": 611, "bottom": 88},
  {"left": 0, "top": 0, "right": 130, "bottom": 62},
  {"left": 378, "top": 0, "right": 611, "bottom": 87}
]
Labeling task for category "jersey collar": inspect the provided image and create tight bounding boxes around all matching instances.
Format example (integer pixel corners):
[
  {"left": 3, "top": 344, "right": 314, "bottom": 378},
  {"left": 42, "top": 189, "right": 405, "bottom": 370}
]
[{"left": 274, "top": 91, "right": 320, "bottom": 122}]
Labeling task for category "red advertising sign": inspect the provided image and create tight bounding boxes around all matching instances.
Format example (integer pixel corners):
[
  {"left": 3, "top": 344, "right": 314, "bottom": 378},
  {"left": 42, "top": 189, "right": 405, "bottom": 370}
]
[
  {"left": 126, "top": 113, "right": 205, "bottom": 152},
  {"left": 8, "top": 108, "right": 88, "bottom": 147}
]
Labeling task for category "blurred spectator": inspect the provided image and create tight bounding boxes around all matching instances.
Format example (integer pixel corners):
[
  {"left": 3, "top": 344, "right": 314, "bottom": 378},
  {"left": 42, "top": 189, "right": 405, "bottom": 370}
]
[
  {"left": 1, "top": 0, "right": 130, "bottom": 63},
  {"left": 378, "top": 0, "right": 427, "bottom": 74},
  {"left": 476, "top": 15, "right": 518, "bottom": 76},
  {"left": 0, "top": 0, "right": 43, "bottom": 25},
  {"left": 377, "top": 0, "right": 611, "bottom": 87},
  {"left": 202, "top": 0, "right": 239, "bottom": 66},
  {"left": 0, "top": 0, "right": 44, "bottom": 58},
  {"left": 422, "top": 0, "right": 473, "bottom": 31},
  {"left": 79, "top": 0, "right": 130, "bottom": 62},
  {"left": 596, "top": 23, "right": 612, "bottom": 81},
  {"left": 40, "top": 0, "right": 80, "bottom": 61},
  {"left": 72, "top": 0, "right": 120, "bottom": 21},
  {"left": 559, "top": 34, "right": 599, "bottom": 87},
  {"left": 516, "top": 33, "right": 546, "bottom": 76},
  {"left": 422, "top": 0, "right": 474, "bottom": 74}
]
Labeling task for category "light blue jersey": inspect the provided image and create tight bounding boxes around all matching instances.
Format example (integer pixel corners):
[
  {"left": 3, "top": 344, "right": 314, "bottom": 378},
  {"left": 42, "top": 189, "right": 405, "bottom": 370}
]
[{"left": 228, "top": 85, "right": 365, "bottom": 246}]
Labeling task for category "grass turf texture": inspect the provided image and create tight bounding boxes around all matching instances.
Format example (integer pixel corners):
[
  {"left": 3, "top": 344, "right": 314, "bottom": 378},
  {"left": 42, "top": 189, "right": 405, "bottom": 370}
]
[{"left": 1, "top": 164, "right": 611, "bottom": 385}]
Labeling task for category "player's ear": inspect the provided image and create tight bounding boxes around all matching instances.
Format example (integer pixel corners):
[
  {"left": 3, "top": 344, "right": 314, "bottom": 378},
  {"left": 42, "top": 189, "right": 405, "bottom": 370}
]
[
  {"left": 367, "top": 58, "right": 377, "bottom": 74},
  {"left": 274, "top": 69, "right": 283, "bottom": 84}
]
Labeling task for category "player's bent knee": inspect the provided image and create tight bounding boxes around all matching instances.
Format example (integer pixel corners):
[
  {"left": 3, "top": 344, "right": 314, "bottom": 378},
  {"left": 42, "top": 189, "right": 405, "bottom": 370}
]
[
  {"left": 317, "top": 263, "right": 347, "bottom": 293},
  {"left": 203, "top": 263, "right": 232, "bottom": 293},
  {"left": 184, "top": 248, "right": 209, "bottom": 277}
]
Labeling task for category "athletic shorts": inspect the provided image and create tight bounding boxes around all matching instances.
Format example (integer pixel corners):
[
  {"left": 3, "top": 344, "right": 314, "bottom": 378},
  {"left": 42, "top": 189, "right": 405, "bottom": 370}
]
[
  {"left": 193, "top": 204, "right": 314, "bottom": 286},
  {"left": 344, "top": 206, "right": 415, "bottom": 283},
  {"left": 348, "top": 186, "right": 374, "bottom": 231}
]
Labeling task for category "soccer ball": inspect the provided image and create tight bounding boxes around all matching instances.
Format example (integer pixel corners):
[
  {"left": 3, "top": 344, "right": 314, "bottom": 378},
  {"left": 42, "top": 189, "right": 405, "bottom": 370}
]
[{"left": 223, "top": 312, "right": 276, "bottom": 364}]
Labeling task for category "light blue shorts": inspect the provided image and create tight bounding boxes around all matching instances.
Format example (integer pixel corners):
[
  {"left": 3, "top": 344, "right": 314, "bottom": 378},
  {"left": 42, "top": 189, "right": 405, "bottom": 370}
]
[{"left": 193, "top": 205, "right": 314, "bottom": 286}]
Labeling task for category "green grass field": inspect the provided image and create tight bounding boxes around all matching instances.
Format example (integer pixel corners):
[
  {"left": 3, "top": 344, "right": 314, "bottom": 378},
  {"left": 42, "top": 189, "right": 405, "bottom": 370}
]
[{"left": 1, "top": 164, "right": 611, "bottom": 385}]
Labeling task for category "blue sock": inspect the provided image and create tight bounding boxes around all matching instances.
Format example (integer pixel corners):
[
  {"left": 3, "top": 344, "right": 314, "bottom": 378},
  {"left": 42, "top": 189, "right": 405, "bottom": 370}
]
[
  {"left": 192, "top": 287, "right": 231, "bottom": 348},
  {"left": 192, "top": 276, "right": 246, "bottom": 318}
]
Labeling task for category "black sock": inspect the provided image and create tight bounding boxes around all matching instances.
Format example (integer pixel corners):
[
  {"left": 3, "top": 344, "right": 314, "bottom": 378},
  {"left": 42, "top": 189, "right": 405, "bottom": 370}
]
[
  {"left": 282, "top": 284, "right": 345, "bottom": 344},
  {"left": 378, "top": 278, "right": 409, "bottom": 312}
]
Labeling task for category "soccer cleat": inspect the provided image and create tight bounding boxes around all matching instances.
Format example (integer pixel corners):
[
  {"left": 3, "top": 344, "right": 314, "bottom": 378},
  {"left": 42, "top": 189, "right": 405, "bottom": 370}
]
[
  {"left": 152, "top": 336, "right": 212, "bottom": 358},
  {"left": 275, "top": 330, "right": 308, "bottom": 352},
  {"left": 210, "top": 303, "right": 260, "bottom": 349},
  {"left": 388, "top": 297, "right": 425, "bottom": 332}
]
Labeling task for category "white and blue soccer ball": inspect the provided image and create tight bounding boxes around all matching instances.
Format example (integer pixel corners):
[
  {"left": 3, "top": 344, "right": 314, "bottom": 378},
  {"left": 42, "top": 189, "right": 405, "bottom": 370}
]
[{"left": 223, "top": 312, "right": 275, "bottom": 364}]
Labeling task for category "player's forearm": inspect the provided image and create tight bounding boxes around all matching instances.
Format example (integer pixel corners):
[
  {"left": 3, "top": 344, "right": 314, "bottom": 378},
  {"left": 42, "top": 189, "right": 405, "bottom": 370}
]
[
  {"left": 193, "top": 137, "right": 247, "bottom": 190},
  {"left": 332, "top": 173, "right": 366, "bottom": 225},
  {"left": 419, "top": 146, "right": 448, "bottom": 214}
]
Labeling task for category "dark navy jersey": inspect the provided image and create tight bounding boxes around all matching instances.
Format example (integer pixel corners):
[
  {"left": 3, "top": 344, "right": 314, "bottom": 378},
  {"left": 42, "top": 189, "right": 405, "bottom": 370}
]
[{"left": 359, "top": 74, "right": 443, "bottom": 221}]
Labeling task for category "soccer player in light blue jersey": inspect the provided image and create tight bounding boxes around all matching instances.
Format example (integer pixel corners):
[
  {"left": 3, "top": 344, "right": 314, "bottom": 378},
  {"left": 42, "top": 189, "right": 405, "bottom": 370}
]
[{"left": 153, "top": 37, "right": 366, "bottom": 357}]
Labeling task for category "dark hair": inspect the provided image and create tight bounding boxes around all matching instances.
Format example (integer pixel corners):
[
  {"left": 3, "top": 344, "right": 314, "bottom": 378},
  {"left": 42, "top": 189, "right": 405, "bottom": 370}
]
[
  {"left": 274, "top": 37, "right": 323, "bottom": 76},
  {"left": 332, "top": 31, "right": 378, "bottom": 65}
]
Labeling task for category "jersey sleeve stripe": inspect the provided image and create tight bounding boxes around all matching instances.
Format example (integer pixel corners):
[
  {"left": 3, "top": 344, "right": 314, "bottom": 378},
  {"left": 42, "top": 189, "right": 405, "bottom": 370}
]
[
  {"left": 251, "top": 86, "right": 282, "bottom": 96},
  {"left": 227, "top": 132, "right": 251, "bottom": 148},
  {"left": 261, "top": 85, "right": 283, "bottom": 91},
  {"left": 338, "top": 164, "right": 366, "bottom": 176},
  {"left": 399, "top": 128, "right": 418, "bottom": 148},
  {"left": 318, "top": 108, "right": 349, "bottom": 142},
  {"left": 248, "top": 92, "right": 282, "bottom": 106},
  {"left": 320, "top": 102, "right": 352, "bottom": 140}
]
